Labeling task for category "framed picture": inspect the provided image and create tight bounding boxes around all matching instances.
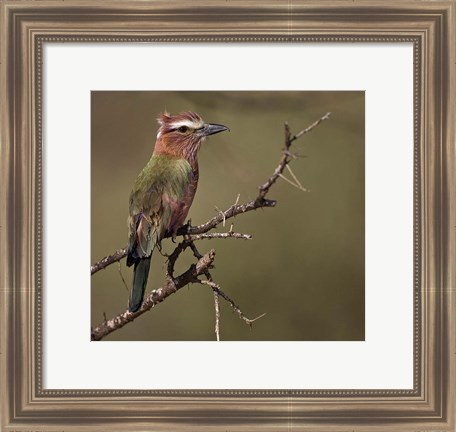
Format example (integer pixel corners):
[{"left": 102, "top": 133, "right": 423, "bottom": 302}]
[{"left": 1, "top": 1, "right": 455, "bottom": 430}]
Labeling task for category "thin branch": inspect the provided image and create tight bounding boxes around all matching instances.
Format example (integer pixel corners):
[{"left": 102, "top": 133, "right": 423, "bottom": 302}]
[
  {"left": 213, "top": 290, "right": 221, "bottom": 342},
  {"left": 191, "top": 241, "right": 265, "bottom": 336},
  {"left": 255, "top": 113, "right": 329, "bottom": 201},
  {"left": 191, "top": 237, "right": 266, "bottom": 330},
  {"left": 179, "top": 197, "right": 277, "bottom": 236},
  {"left": 256, "top": 122, "right": 293, "bottom": 200},
  {"left": 91, "top": 247, "right": 127, "bottom": 275},
  {"left": 188, "top": 232, "right": 252, "bottom": 241},
  {"left": 91, "top": 249, "right": 216, "bottom": 341},
  {"left": 200, "top": 280, "right": 266, "bottom": 328},
  {"left": 189, "top": 241, "right": 203, "bottom": 260},
  {"left": 290, "top": 111, "right": 331, "bottom": 142},
  {"left": 165, "top": 239, "right": 191, "bottom": 281},
  {"left": 91, "top": 231, "right": 250, "bottom": 277},
  {"left": 189, "top": 242, "right": 221, "bottom": 340}
]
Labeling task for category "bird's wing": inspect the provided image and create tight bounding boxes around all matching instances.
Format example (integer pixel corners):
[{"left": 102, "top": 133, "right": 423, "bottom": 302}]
[
  {"left": 127, "top": 156, "right": 193, "bottom": 266},
  {"left": 127, "top": 183, "right": 168, "bottom": 265}
]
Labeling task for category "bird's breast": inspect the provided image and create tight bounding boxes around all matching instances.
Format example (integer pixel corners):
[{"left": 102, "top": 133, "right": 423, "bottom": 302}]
[{"left": 167, "top": 168, "right": 199, "bottom": 233}]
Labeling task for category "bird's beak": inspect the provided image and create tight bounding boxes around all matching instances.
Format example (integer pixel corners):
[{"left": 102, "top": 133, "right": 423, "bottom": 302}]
[{"left": 200, "top": 123, "right": 229, "bottom": 137}]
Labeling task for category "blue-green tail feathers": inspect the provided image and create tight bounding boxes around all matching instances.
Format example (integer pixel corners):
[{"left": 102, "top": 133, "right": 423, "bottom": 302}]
[{"left": 128, "top": 256, "right": 151, "bottom": 313}]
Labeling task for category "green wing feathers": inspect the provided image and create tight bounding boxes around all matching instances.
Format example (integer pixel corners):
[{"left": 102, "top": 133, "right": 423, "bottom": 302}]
[
  {"left": 127, "top": 154, "right": 193, "bottom": 312},
  {"left": 128, "top": 155, "right": 193, "bottom": 257}
]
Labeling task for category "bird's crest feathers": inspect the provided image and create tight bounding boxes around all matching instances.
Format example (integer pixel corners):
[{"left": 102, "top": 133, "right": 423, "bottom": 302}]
[{"left": 157, "top": 111, "right": 204, "bottom": 138}]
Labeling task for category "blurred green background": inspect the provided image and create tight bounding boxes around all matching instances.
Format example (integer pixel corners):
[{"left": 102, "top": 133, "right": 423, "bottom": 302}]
[{"left": 91, "top": 91, "right": 364, "bottom": 341}]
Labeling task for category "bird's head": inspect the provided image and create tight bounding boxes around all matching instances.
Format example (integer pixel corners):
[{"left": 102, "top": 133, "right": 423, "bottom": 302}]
[{"left": 153, "top": 111, "right": 228, "bottom": 161}]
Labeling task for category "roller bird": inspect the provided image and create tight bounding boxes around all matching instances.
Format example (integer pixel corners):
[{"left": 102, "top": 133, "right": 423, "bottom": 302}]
[{"left": 126, "top": 111, "right": 228, "bottom": 312}]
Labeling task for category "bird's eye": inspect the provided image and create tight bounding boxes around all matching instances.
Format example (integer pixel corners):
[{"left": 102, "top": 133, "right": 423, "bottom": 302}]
[{"left": 178, "top": 126, "right": 188, "bottom": 133}]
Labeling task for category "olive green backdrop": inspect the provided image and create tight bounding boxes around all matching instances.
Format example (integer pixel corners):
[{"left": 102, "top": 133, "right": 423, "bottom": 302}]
[{"left": 91, "top": 91, "right": 364, "bottom": 341}]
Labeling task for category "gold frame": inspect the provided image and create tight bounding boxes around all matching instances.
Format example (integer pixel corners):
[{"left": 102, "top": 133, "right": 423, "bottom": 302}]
[{"left": 1, "top": 1, "right": 455, "bottom": 430}]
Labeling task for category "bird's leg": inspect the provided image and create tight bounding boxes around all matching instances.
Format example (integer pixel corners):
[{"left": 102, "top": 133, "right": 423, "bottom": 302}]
[
  {"left": 181, "top": 218, "right": 192, "bottom": 234},
  {"left": 175, "top": 219, "right": 193, "bottom": 242}
]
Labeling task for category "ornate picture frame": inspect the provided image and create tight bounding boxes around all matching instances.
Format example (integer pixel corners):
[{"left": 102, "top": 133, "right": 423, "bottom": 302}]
[{"left": 1, "top": 1, "right": 455, "bottom": 430}]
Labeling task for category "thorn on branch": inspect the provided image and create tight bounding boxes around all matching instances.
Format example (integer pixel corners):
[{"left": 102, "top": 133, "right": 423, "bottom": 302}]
[
  {"left": 284, "top": 150, "right": 298, "bottom": 160},
  {"left": 214, "top": 205, "right": 226, "bottom": 227},
  {"left": 286, "top": 165, "right": 306, "bottom": 190},
  {"left": 278, "top": 173, "right": 308, "bottom": 192},
  {"left": 246, "top": 313, "right": 268, "bottom": 328},
  {"left": 117, "top": 262, "right": 129, "bottom": 291}
]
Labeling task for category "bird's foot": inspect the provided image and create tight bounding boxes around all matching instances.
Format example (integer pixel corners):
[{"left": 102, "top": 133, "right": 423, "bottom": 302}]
[{"left": 183, "top": 219, "right": 192, "bottom": 232}]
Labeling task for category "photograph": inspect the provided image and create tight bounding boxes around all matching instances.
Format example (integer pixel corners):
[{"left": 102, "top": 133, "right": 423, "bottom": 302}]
[{"left": 90, "top": 91, "right": 365, "bottom": 341}]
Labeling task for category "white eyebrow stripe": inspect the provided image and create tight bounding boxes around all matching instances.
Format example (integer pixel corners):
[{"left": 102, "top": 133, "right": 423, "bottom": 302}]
[{"left": 170, "top": 119, "right": 204, "bottom": 129}]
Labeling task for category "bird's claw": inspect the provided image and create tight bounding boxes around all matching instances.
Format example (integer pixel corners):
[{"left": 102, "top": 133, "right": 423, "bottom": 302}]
[{"left": 181, "top": 219, "right": 192, "bottom": 234}]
